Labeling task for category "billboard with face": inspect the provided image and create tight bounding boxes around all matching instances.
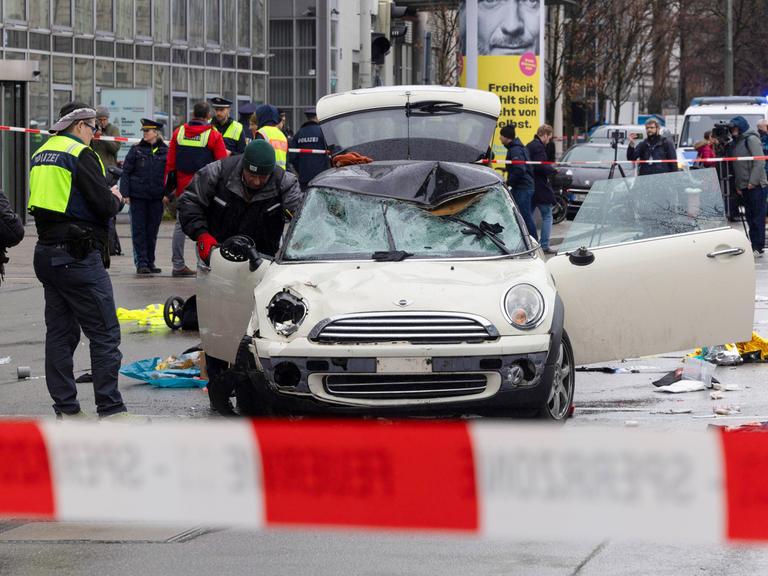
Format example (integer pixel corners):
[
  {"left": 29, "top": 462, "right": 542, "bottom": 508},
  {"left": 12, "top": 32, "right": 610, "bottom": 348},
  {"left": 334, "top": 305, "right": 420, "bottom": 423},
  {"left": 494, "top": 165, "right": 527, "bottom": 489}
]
[{"left": 459, "top": 0, "right": 545, "bottom": 159}]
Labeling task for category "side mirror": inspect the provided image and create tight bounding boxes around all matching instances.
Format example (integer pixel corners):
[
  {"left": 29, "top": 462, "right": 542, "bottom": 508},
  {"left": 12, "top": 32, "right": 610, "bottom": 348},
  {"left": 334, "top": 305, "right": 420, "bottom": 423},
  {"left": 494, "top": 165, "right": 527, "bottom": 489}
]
[{"left": 568, "top": 246, "right": 595, "bottom": 266}]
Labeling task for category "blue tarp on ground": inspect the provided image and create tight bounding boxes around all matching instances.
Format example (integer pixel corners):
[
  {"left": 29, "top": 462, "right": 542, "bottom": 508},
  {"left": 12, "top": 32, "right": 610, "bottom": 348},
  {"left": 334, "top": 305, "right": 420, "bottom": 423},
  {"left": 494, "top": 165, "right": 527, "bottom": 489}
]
[{"left": 119, "top": 357, "right": 207, "bottom": 388}]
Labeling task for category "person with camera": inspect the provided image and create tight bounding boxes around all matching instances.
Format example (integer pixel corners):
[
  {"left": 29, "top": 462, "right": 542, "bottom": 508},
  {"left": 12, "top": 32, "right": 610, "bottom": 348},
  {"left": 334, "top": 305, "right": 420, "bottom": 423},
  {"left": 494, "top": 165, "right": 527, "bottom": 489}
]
[
  {"left": 28, "top": 102, "right": 132, "bottom": 420},
  {"left": 0, "top": 191, "right": 24, "bottom": 286},
  {"left": 626, "top": 118, "right": 678, "bottom": 176},
  {"left": 729, "top": 115, "right": 767, "bottom": 258},
  {"left": 499, "top": 124, "right": 537, "bottom": 240}
]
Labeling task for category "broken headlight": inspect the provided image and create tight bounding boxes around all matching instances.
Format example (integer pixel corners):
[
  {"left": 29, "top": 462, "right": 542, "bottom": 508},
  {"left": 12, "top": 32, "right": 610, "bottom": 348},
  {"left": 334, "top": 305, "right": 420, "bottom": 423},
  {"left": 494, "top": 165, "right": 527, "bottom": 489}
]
[
  {"left": 267, "top": 290, "right": 308, "bottom": 337},
  {"left": 503, "top": 284, "right": 544, "bottom": 329}
]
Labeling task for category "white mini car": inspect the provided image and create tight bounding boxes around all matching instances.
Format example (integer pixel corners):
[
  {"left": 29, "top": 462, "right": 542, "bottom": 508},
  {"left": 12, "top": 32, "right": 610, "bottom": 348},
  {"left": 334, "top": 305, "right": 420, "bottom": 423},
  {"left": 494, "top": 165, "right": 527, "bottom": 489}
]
[{"left": 196, "top": 86, "right": 755, "bottom": 421}]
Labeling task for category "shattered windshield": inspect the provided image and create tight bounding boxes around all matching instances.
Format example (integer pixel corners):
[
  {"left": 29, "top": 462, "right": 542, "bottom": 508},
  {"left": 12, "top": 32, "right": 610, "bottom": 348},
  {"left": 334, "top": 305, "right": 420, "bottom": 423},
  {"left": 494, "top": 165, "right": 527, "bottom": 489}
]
[
  {"left": 283, "top": 185, "right": 528, "bottom": 261},
  {"left": 320, "top": 107, "right": 497, "bottom": 162},
  {"left": 559, "top": 168, "right": 728, "bottom": 252}
]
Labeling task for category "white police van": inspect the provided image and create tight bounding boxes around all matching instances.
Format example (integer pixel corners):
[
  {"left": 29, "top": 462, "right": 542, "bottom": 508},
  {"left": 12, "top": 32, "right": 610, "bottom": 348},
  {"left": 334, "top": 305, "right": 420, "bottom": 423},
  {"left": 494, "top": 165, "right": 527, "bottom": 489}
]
[{"left": 678, "top": 96, "right": 768, "bottom": 162}]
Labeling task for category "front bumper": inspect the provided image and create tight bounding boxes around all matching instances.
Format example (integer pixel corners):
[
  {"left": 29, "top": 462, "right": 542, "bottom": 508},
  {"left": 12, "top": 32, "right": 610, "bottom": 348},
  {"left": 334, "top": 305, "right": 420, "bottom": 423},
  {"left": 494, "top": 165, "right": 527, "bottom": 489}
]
[{"left": 245, "top": 335, "right": 556, "bottom": 415}]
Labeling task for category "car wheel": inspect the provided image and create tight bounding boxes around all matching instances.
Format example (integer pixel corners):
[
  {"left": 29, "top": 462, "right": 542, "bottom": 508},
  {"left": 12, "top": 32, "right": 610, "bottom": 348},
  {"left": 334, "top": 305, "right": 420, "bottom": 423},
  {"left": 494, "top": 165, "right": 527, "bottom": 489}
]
[
  {"left": 552, "top": 194, "right": 568, "bottom": 225},
  {"left": 234, "top": 371, "right": 275, "bottom": 417},
  {"left": 537, "top": 332, "right": 575, "bottom": 421}
]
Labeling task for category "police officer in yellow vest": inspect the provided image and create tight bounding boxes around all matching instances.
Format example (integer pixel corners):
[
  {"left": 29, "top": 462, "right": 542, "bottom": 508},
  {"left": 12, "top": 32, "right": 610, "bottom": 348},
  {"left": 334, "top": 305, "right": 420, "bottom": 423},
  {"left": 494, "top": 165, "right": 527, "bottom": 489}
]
[
  {"left": 29, "top": 102, "right": 131, "bottom": 420},
  {"left": 254, "top": 104, "right": 288, "bottom": 169},
  {"left": 210, "top": 97, "right": 246, "bottom": 155}
]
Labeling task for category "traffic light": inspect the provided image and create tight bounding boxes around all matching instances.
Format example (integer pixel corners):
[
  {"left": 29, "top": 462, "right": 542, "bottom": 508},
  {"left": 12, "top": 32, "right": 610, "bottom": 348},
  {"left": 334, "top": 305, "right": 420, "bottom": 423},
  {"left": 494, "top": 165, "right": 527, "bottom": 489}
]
[{"left": 371, "top": 33, "right": 391, "bottom": 65}]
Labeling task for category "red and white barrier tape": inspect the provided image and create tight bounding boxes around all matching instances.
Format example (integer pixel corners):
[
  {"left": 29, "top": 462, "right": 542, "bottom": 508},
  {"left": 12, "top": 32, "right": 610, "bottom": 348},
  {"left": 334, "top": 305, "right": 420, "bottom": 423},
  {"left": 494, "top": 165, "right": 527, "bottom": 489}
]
[
  {"left": 1, "top": 419, "right": 766, "bottom": 542},
  {"left": 0, "top": 124, "right": 329, "bottom": 154}
]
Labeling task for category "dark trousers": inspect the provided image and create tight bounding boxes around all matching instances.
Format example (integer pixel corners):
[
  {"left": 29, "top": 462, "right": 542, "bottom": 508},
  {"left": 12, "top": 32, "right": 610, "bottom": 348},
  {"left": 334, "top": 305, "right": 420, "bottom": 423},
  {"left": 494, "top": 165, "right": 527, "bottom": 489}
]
[
  {"left": 511, "top": 188, "right": 538, "bottom": 241},
  {"left": 743, "top": 186, "right": 768, "bottom": 252},
  {"left": 33, "top": 245, "right": 126, "bottom": 416},
  {"left": 129, "top": 198, "right": 164, "bottom": 269}
]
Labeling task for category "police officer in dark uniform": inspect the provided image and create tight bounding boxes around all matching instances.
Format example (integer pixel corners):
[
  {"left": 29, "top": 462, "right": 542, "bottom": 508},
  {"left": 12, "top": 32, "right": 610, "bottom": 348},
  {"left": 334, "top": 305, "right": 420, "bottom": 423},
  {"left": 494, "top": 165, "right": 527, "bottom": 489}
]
[
  {"left": 210, "top": 96, "right": 246, "bottom": 155},
  {"left": 288, "top": 107, "right": 331, "bottom": 190},
  {"left": 28, "top": 102, "right": 130, "bottom": 420},
  {"left": 121, "top": 118, "right": 168, "bottom": 275}
]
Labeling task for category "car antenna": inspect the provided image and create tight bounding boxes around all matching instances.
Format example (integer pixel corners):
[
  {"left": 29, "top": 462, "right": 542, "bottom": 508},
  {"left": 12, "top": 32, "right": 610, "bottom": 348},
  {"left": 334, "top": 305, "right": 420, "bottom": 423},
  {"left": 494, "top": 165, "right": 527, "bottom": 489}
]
[{"left": 405, "top": 90, "right": 412, "bottom": 160}]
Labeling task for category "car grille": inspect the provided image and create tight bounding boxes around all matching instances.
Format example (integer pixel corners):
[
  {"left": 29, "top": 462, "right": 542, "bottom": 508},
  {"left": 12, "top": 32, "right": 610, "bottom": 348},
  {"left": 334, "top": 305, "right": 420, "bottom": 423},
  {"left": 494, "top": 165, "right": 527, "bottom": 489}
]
[
  {"left": 308, "top": 312, "right": 498, "bottom": 344},
  {"left": 324, "top": 373, "right": 488, "bottom": 399}
]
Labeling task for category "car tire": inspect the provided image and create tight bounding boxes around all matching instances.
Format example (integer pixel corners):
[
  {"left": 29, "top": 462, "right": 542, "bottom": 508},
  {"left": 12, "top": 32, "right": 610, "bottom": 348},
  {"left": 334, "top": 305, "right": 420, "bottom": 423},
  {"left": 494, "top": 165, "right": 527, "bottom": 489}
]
[
  {"left": 206, "top": 353, "right": 237, "bottom": 416},
  {"left": 234, "top": 371, "right": 275, "bottom": 417},
  {"left": 552, "top": 194, "right": 568, "bottom": 225},
  {"left": 537, "top": 331, "right": 575, "bottom": 421}
]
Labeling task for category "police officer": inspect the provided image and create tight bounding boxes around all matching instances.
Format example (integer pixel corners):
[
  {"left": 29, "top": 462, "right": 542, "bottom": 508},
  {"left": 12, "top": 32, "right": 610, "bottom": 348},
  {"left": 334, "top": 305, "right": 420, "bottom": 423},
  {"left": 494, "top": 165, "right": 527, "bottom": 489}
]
[
  {"left": 289, "top": 107, "right": 330, "bottom": 190},
  {"left": 121, "top": 118, "right": 168, "bottom": 275},
  {"left": 28, "top": 102, "right": 130, "bottom": 420},
  {"left": 210, "top": 97, "right": 246, "bottom": 155},
  {"left": 165, "top": 100, "right": 228, "bottom": 276},
  {"left": 254, "top": 104, "right": 288, "bottom": 170}
]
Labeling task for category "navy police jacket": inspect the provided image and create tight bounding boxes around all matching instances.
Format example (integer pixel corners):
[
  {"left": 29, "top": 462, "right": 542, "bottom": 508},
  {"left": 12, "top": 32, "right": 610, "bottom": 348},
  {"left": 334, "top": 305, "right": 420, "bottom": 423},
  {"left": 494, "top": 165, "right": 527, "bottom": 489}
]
[
  {"left": 121, "top": 139, "right": 169, "bottom": 201},
  {"left": 288, "top": 121, "right": 330, "bottom": 185}
]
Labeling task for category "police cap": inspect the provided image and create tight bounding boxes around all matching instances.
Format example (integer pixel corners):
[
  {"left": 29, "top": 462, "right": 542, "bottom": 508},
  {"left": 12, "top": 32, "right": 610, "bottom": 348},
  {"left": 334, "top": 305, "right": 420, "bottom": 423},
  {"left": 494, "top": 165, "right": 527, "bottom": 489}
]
[
  {"left": 210, "top": 97, "right": 233, "bottom": 109},
  {"left": 140, "top": 118, "right": 164, "bottom": 131}
]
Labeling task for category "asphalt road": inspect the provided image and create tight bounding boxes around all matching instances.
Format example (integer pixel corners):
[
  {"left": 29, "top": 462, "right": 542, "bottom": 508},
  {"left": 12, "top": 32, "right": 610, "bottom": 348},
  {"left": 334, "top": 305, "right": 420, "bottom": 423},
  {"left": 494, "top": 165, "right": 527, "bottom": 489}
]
[{"left": 1, "top": 218, "right": 767, "bottom": 575}]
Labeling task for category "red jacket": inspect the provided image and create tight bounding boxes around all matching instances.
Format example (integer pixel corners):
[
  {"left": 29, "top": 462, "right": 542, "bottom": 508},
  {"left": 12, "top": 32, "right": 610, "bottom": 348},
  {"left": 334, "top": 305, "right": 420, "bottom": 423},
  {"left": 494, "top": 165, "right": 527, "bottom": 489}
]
[{"left": 165, "top": 121, "right": 228, "bottom": 197}]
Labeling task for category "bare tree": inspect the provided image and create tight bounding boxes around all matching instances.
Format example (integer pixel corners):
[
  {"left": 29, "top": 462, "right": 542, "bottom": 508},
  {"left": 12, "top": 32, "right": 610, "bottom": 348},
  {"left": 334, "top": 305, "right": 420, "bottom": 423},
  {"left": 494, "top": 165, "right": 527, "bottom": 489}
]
[{"left": 426, "top": 4, "right": 460, "bottom": 86}]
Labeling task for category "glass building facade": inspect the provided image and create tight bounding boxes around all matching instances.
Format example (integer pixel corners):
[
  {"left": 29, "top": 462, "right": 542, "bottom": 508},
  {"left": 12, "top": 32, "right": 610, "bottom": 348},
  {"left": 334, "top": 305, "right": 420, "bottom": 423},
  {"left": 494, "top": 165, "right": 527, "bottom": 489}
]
[{"left": 0, "top": 0, "right": 268, "bottom": 136}]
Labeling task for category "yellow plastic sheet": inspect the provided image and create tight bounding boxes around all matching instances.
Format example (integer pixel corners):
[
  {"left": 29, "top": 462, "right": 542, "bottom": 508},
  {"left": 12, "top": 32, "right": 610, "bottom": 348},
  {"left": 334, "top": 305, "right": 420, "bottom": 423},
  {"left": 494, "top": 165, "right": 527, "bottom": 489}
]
[
  {"left": 116, "top": 304, "right": 167, "bottom": 327},
  {"left": 736, "top": 332, "right": 768, "bottom": 361}
]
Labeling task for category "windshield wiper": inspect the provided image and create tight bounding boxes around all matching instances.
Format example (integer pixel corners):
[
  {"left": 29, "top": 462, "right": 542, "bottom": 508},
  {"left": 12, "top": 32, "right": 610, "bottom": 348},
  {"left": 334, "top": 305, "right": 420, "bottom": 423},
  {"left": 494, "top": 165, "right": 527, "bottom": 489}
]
[
  {"left": 406, "top": 100, "right": 464, "bottom": 116},
  {"left": 444, "top": 216, "right": 512, "bottom": 255},
  {"left": 372, "top": 205, "right": 413, "bottom": 261}
]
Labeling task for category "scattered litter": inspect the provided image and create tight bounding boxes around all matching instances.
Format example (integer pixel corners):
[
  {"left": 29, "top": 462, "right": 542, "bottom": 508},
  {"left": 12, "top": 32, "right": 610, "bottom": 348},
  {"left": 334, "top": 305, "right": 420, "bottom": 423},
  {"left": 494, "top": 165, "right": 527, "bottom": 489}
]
[
  {"left": 576, "top": 366, "right": 664, "bottom": 374},
  {"left": 654, "top": 380, "right": 707, "bottom": 394},
  {"left": 714, "top": 405, "right": 741, "bottom": 416},
  {"left": 0, "top": 357, "right": 10, "bottom": 365},
  {"left": 736, "top": 332, "right": 768, "bottom": 362},
  {"left": 689, "top": 345, "right": 742, "bottom": 366},
  {"left": 17, "top": 366, "right": 31, "bottom": 379},
  {"left": 116, "top": 304, "right": 168, "bottom": 328},
  {"left": 120, "top": 351, "right": 207, "bottom": 388},
  {"left": 712, "top": 382, "right": 740, "bottom": 392},
  {"left": 710, "top": 391, "right": 724, "bottom": 400},
  {"left": 682, "top": 357, "right": 715, "bottom": 388},
  {"left": 573, "top": 406, "right": 647, "bottom": 412},
  {"left": 650, "top": 408, "right": 693, "bottom": 415},
  {"left": 75, "top": 372, "right": 93, "bottom": 383},
  {"left": 624, "top": 420, "right": 640, "bottom": 427}
]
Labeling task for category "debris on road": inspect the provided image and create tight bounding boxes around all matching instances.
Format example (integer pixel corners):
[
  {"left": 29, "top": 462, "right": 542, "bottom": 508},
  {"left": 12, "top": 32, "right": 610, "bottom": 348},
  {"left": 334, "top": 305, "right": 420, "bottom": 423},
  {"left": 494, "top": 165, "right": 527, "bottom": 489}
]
[
  {"left": 714, "top": 405, "right": 741, "bottom": 416},
  {"left": 116, "top": 303, "right": 168, "bottom": 328},
  {"left": 650, "top": 408, "right": 693, "bottom": 414},
  {"left": 624, "top": 420, "right": 640, "bottom": 427},
  {"left": 710, "top": 391, "right": 724, "bottom": 400},
  {"left": 689, "top": 344, "right": 742, "bottom": 366},
  {"left": 736, "top": 332, "right": 768, "bottom": 362},
  {"left": 654, "top": 380, "right": 708, "bottom": 393},
  {"left": 0, "top": 356, "right": 10, "bottom": 365},
  {"left": 576, "top": 366, "right": 664, "bottom": 374},
  {"left": 120, "top": 351, "right": 207, "bottom": 388}
]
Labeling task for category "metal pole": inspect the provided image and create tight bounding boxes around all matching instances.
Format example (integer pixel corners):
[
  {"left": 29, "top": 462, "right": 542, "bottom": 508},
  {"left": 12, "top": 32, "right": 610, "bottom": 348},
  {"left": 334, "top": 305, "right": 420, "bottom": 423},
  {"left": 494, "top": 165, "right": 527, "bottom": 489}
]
[
  {"left": 725, "top": 0, "right": 734, "bottom": 95},
  {"left": 466, "top": 0, "right": 478, "bottom": 89}
]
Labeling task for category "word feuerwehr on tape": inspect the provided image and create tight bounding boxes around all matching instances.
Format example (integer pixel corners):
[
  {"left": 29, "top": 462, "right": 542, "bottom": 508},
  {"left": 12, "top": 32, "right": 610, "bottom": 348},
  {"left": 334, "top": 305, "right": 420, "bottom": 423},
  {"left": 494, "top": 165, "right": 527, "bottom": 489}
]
[{"left": 1, "top": 419, "right": 766, "bottom": 543}]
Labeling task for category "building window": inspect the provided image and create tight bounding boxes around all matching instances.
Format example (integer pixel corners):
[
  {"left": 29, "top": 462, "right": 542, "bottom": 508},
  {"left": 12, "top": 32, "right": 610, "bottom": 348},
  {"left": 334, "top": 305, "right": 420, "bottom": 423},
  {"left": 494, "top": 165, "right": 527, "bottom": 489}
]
[
  {"left": 297, "top": 49, "right": 315, "bottom": 76},
  {"left": 96, "top": 59, "right": 114, "bottom": 85},
  {"left": 269, "top": 49, "right": 292, "bottom": 77},
  {"left": 189, "top": 0, "right": 203, "bottom": 47},
  {"left": 297, "top": 20, "right": 315, "bottom": 47},
  {"left": 96, "top": 0, "right": 112, "bottom": 33},
  {"left": 253, "top": 75, "right": 266, "bottom": 104},
  {"left": 237, "top": 71, "right": 249, "bottom": 96},
  {"left": 223, "top": 70, "right": 236, "bottom": 104},
  {"left": 135, "top": 63, "right": 152, "bottom": 87},
  {"left": 136, "top": 0, "right": 151, "bottom": 37},
  {"left": 29, "top": 53, "right": 51, "bottom": 128},
  {"left": 75, "top": 58, "right": 94, "bottom": 103},
  {"left": 74, "top": 0, "right": 93, "bottom": 34},
  {"left": 270, "top": 21, "right": 292, "bottom": 48},
  {"left": 253, "top": 0, "right": 266, "bottom": 54},
  {"left": 115, "top": 0, "right": 132, "bottom": 39},
  {"left": 5, "top": 0, "right": 26, "bottom": 21},
  {"left": 206, "top": 68, "right": 220, "bottom": 95},
  {"left": 155, "top": 0, "right": 170, "bottom": 44},
  {"left": 172, "top": 0, "right": 186, "bottom": 42},
  {"left": 172, "top": 66, "right": 187, "bottom": 91},
  {"left": 116, "top": 61, "right": 133, "bottom": 87},
  {"left": 53, "top": 56, "right": 73, "bottom": 85},
  {"left": 29, "top": 1, "right": 50, "bottom": 29},
  {"left": 268, "top": 0, "right": 291, "bottom": 18},
  {"left": 53, "top": 0, "right": 73, "bottom": 28},
  {"left": 189, "top": 67, "right": 204, "bottom": 99},
  {"left": 154, "top": 65, "right": 170, "bottom": 132},
  {"left": 237, "top": 0, "right": 250, "bottom": 49},
  {"left": 222, "top": 0, "right": 236, "bottom": 51},
  {"left": 206, "top": 0, "right": 219, "bottom": 45}
]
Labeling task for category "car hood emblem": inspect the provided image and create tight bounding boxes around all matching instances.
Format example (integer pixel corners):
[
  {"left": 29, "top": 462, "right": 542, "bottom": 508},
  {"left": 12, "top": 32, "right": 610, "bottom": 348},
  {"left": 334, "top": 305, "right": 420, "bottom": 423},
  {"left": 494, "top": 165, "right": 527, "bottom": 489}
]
[{"left": 394, "top": 299, "right": 413, "bottom": 308}]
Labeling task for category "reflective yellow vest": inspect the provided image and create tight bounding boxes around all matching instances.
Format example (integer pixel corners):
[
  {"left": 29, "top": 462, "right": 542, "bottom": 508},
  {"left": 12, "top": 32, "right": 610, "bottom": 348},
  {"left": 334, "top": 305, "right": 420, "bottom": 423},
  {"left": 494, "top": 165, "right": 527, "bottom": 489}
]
[
  {"left": 28, "top": 135, "right": 105, "bottom": 221},
  {"left": 175, "top": 124, "right": 215, "bottom": 173},
  {"left": 257, "top": 125, "right": 288, "bottom": 169},
  {"left": 176, "top": 124, "right": 211, "bottom": 148},
  {"left": 221, "top": 120, "right": 243, "bottom": 142}
]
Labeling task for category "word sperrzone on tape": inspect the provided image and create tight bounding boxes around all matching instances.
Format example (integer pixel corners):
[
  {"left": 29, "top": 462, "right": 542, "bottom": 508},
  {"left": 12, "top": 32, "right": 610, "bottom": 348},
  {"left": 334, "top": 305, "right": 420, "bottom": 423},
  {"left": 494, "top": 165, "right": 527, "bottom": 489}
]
[{"left": 0, "top": 419, "right": 766, "bottom": 543}]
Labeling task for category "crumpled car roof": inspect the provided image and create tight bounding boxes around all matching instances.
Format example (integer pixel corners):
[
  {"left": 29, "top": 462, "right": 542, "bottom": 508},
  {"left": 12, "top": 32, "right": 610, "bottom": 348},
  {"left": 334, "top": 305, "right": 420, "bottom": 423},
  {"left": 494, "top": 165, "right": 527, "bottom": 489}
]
[{"left": 309, "top": 161, "right": 502, "bottom": 208}]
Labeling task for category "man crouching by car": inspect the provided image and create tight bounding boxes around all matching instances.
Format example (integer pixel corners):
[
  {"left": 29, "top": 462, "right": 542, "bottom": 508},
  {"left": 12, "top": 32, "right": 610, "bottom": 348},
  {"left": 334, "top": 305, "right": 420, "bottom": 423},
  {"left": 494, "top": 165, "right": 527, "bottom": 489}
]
[{"left": 178, "top": 138, "right": 303, "bottom": 413}]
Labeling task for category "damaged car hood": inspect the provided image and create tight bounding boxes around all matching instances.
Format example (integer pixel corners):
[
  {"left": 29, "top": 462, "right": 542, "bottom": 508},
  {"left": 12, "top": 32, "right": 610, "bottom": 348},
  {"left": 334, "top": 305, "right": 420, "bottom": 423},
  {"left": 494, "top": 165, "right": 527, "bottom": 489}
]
[{"left": 253, "top": 259, "right": 555, "bottom": 340}]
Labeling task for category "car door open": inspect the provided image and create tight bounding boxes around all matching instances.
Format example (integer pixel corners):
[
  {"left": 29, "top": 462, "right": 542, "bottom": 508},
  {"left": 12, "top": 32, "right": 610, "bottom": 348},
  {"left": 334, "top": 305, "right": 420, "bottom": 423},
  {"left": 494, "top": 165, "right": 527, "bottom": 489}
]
[{"left": 547, "top": 169, "right": 755, "bottom": 366}]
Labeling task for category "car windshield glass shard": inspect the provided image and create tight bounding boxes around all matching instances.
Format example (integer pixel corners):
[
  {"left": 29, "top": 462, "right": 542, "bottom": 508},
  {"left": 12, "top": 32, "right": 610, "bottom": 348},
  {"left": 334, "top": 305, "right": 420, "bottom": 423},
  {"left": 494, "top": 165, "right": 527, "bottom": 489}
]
[
  {"left": 442, "top": 216, "right": 511, "bottom": 255},
  {"left": 284, "top": 185, "right": 526, "bottom": 261},
  {"left": 559, "top": 169, "right": 728, "bottom": 252}
]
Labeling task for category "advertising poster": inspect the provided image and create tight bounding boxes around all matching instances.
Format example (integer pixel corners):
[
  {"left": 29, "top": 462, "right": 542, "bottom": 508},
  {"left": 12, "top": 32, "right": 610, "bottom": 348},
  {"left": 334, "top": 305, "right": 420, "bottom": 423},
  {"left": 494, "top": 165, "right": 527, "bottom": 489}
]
[
  {"left": 459, "top": 0, "right": 545, "bottom": 161},
  {"left": 99, "top": 88, "right": 153, "bottom": 161}
]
